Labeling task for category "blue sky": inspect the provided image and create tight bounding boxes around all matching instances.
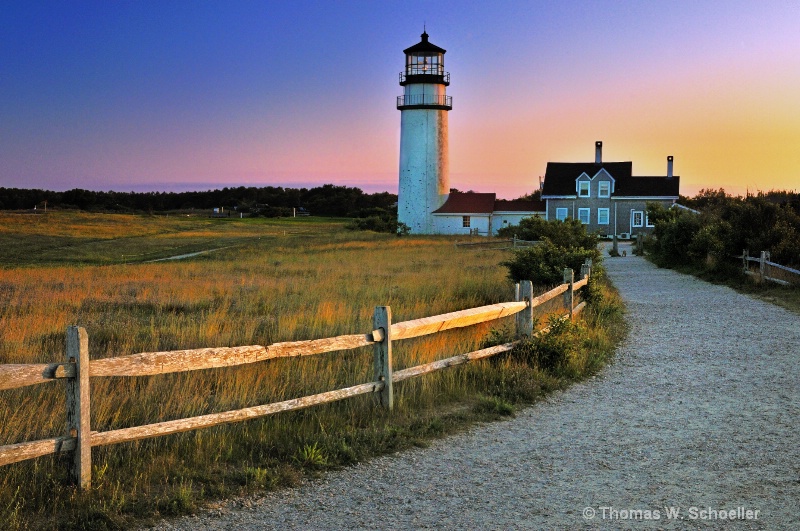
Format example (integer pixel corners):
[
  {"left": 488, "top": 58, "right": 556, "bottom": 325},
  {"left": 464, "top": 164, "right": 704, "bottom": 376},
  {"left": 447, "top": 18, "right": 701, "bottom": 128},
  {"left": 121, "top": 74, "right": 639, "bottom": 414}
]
[{"left": 2, "top": 1, "right": 799, "bottom": 197}]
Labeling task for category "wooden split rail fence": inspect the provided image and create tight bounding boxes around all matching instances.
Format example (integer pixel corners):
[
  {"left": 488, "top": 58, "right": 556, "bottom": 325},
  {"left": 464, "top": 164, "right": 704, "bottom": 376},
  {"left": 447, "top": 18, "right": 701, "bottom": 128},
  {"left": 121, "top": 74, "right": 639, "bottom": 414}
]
[
  {"left": 742, "top": 250, "right": 800, "bottom": 286},
  {"left": 0, "top": 261, "right": 592, "bottom": 490},
  {"left": 455, "top": 235, "right": 539, "bottom": 250}
]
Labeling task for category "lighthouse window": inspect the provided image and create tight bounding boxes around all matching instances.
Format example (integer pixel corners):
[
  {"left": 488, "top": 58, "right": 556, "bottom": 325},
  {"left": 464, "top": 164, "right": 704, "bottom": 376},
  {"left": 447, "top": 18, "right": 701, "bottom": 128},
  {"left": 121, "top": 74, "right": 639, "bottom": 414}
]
[
  {"left": 407, "top": 54, "right": 442, "bottom": 75},
  {"left": 462, "top": 216, "right": 471, "bottom": 228}
]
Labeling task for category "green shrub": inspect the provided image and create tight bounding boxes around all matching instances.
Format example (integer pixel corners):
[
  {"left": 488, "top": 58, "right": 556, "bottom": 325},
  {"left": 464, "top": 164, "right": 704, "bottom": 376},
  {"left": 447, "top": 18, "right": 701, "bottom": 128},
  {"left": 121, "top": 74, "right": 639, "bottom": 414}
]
[
  {"left": 645, "top": 203, "right": 702, "bottom": 267},
  {"left": 497, "top": 216, "right": 598, "bottom": 251},
  {"left": 510, "top": 316, "right": 581, "bottom": 375},
  {"left": 647, "top": 191, "right": 800, "bottom": 271},
  {"left": 502, "top": 239, "right": 598, "bottom": 286},
  {"left": 345, "top": 206, "right": 410, "bottom": 235},
  {"left": 293, "top": 443, "right": 328, "bottom": 469},
  {"left": 345, "top": 216, "right": 409, "bottom": 235}
]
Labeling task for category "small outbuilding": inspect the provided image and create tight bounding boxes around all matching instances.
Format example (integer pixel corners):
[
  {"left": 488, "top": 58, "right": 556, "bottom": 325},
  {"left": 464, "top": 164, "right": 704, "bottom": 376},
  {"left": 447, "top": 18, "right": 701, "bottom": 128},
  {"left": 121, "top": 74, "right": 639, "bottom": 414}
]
[{"left": 431, "top": 191, "right": 545, "bottom": 235}]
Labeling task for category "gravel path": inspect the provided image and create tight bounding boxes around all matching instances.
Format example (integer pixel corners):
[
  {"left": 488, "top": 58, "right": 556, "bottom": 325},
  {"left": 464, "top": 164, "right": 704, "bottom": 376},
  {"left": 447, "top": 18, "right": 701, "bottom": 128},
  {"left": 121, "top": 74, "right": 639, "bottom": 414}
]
[{"left": 150, "top": 250, "right": 800, "bottom": 530}]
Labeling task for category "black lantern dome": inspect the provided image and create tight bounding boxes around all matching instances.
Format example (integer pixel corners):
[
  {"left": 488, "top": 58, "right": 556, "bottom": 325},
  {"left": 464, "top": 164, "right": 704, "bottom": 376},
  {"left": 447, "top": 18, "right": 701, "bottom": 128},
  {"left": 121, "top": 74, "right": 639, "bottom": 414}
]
[{"left": 400, "top": 31, "right": 450, "bottom": 86}]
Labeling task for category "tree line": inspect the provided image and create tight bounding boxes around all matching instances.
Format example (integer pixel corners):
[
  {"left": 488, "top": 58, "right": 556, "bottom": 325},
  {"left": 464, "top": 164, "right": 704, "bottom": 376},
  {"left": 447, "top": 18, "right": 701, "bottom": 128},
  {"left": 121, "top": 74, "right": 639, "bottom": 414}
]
[
  {"left": 646, "top": 189, "right": 800, "bottom": 270},
  {"left": 0, "top": 184, "right": 397, "bottom": 218}
]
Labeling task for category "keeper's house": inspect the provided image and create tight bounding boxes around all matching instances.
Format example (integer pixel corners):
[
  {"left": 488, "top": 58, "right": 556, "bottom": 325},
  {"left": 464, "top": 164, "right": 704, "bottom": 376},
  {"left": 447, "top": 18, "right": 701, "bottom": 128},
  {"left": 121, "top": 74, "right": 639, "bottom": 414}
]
[{"left": 541, "top": 141, "right": 680, "bottom": 239}]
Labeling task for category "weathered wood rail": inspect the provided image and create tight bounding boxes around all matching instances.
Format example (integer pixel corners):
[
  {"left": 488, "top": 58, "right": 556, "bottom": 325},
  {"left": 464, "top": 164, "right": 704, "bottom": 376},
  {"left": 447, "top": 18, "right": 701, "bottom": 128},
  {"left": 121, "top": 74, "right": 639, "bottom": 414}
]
[
  {"left": 741, "top": 250, "right": 800, "bottom": 286},
  {"left": 0, "top": 261, "right": 592, "bottom": 489},
  {"left": 455, "top": 236, "right": 539, "bottom": 250}
]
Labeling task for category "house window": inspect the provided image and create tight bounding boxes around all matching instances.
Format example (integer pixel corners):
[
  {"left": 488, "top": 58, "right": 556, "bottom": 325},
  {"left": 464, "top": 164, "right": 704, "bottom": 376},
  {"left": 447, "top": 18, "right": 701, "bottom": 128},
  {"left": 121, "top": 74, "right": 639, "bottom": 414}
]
[
  {"left": 462, "top": 216, "right": 471, "bottom": 228},
  {"left": 578, "top": 181, "right": 590, "bottom": 197},
  {"left": 578, "top": 208, "right": 590, "bottom": 225},
  {"left": 598, "top": 208, "right": 610, "bottom": 225},
  {"left": 598, "top": 181, "right": 610, "bottom": 198},
  {"left": 555, "top": 208, "right": 568, "bottom": 221},
  {"left": 632, "top": 211, "right": 644, "bottom": 228},
  {"left": 646, "top": 213, "right": 655, "bottom": 227}
]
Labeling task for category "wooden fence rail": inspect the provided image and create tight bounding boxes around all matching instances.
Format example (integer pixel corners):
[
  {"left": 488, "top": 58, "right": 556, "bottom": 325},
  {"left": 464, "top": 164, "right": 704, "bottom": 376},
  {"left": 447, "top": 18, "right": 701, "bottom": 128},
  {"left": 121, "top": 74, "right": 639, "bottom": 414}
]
[
  {"left": 0, "top": 260, "right": 593, "bottom": 489},
  {"left": 454, "top": 236, "right": 539, "bottom": 250},
  {"left": 741, "top": 250, "right": 800, "bottom": 286}
]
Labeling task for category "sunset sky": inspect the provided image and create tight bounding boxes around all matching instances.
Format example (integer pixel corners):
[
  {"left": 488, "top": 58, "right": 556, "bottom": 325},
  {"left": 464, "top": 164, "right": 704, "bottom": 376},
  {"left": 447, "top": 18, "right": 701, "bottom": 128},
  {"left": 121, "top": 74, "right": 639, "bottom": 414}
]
[{"left": 2, "top": 1, "right": 799, "bottom": 198}]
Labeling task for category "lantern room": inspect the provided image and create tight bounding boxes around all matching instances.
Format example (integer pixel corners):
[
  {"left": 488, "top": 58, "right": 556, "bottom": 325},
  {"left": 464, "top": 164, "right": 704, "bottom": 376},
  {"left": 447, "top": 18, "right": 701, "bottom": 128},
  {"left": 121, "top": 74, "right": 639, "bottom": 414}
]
[{"left": 400, "top": 31, "right": 450, "bottom": 86}]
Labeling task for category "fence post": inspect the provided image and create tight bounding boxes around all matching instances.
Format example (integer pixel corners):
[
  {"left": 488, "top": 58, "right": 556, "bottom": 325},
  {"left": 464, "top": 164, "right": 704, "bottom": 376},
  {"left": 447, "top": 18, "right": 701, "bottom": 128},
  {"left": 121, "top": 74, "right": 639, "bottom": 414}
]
[
  {"left": 742, "top": 249, "right": 748, "bottom": 274},
  {"left": 580, "top": 259, "right": 591, "bottom": 281},
  {"left": 513, "top": 234, "right": 517, "bottom": 249},
  {"left": 516, "top": 280, "right": 534, "bottom": 337},
  {"left": 514, "top": 282, "right": 520, "bottom": 303},
  {"left": 760, "top": 251, "right": 767, "bottom": 282},
  {"left": 66, "top": 325, "right": 91, "bottom": 490},
  {"left": 563, "top": 268, "right": 574, "bottom": 321},
  {"left": 373, "top": 307, "right": 393, "bottom": 410}
]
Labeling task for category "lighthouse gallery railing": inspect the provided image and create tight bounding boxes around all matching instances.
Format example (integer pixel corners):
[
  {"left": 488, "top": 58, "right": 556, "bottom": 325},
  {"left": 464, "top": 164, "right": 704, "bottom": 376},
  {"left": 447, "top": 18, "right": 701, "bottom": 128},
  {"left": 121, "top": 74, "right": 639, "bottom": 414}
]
[{"left": 396, "top": 94, "right": 453, "bottom": 109}]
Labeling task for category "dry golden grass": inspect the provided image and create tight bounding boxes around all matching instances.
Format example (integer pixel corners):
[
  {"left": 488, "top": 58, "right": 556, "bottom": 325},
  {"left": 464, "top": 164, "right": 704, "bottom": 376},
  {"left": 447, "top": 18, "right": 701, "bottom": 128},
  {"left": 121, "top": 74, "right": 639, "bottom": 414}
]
[
  {"left": 0, "top": 212, "right": 520, "bottom": 526},
  {"left": 0, "top": 212, "right": 622, "bottom": 529}
]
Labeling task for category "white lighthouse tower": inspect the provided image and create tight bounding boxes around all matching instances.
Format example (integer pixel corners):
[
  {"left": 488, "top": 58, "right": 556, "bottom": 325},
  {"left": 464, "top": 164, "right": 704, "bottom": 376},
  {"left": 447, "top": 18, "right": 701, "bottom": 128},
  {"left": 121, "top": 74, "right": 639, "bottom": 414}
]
[{"left": 397, "top": 30, "right": 452, "bottom": 234}]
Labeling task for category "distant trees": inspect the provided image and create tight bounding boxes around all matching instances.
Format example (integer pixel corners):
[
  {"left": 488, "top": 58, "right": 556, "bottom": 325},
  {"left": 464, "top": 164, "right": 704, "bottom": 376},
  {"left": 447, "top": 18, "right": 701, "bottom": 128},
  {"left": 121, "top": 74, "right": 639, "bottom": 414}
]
[
  {"left": 514, "top": 190, "right": 542, "bottom": 201},
  {"left": 0, "top": 185, "right": 397, "bottom": 218}
]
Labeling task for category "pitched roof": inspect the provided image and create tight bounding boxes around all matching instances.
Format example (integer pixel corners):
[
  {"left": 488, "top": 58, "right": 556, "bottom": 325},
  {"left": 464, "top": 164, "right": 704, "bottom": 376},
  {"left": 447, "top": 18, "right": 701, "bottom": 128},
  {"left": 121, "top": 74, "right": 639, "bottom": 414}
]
[
  {"left": 541, "top": 161, "right": 679, "bottom": 198},
  {"left": 541, "top": 162, "right": 632, "bottom": 196},
  {"left": 433, "top": 192, "right": 496, "bottom": 214},
  {"left": 403, "top": 32, "right": 446, "bottom": 54},
  {"left": 494, "top": 199, "right": 546, "bottom": 212},
  {"left": 433, "top": 192, "right": 546, "bottom": 214},
  {"left": 616, "top": 176, "right": 680, "bottom": 197}
]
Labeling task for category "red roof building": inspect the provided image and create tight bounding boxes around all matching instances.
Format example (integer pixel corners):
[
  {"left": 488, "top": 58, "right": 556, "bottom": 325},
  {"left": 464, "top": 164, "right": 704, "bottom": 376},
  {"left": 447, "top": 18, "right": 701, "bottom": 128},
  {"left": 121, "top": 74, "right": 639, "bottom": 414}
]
[{"left": 431, "top": 191, "right": 545, "bottom": 235}]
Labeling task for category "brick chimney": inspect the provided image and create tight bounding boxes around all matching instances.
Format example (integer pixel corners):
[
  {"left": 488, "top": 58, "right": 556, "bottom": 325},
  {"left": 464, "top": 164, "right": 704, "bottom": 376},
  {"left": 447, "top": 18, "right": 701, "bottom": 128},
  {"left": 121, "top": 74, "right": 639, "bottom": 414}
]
[{"left": 595, "top": 141, "right": 602, "bottom": 164}]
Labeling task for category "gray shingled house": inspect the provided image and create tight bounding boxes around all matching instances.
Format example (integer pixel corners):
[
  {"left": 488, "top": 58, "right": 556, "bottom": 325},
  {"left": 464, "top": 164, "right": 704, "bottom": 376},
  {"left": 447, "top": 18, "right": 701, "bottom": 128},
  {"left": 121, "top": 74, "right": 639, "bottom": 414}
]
[{"left": 540, "top": 141, "right": 680, "bottom": 239}]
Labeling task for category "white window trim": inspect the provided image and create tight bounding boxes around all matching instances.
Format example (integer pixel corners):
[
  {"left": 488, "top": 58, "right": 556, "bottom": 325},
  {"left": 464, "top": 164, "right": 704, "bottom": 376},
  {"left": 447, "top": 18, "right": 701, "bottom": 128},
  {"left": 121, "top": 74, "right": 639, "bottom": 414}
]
[
  {"left": 578, "top": 208, "right": 590, "bottom": 225},
  {"left": 632, "top": 211, "right": 644, "bottom": 228},
  {"left": 645, "top": 213, "right": 655, "bottom": 227},
  {"left": 597, "top": 208, "right": 610, "bottom": 225},
  {"left": 555, "top": 207, "right": 568, "bottom": 221},
  {"left": 592, "top": 168, "right": 616, "bottom": 192},
  {"left": 598, "top": 181, "right": 611, "bottom": 198},
  {"left": 578, "top": 181, "right": 590, "bottom": 198}
]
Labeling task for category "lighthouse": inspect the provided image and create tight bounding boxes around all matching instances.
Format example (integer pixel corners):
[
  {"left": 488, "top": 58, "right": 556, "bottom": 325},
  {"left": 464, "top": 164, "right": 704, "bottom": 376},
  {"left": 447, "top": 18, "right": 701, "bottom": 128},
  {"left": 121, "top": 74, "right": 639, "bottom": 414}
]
[{"left": 397, "top": 30, "right": 452, "bottom": 234}]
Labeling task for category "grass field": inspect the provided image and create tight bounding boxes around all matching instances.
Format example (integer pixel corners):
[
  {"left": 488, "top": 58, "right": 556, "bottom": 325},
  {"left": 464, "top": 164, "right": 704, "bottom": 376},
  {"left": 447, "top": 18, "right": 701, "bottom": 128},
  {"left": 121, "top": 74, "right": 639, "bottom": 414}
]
[{"left": 0, "top": 211, "right": 624, "bottom": 530}]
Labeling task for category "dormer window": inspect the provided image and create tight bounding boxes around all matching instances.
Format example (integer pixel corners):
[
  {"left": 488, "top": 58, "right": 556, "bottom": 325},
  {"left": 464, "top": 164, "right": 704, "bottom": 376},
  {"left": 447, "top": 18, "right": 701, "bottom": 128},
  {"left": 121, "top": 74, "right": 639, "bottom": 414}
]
[
  {"left": 578, "top": 181, "right": 590, "bottom": 198},
  {"left": 598, "top": 181, "right": 610, "bottom": 198}
]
